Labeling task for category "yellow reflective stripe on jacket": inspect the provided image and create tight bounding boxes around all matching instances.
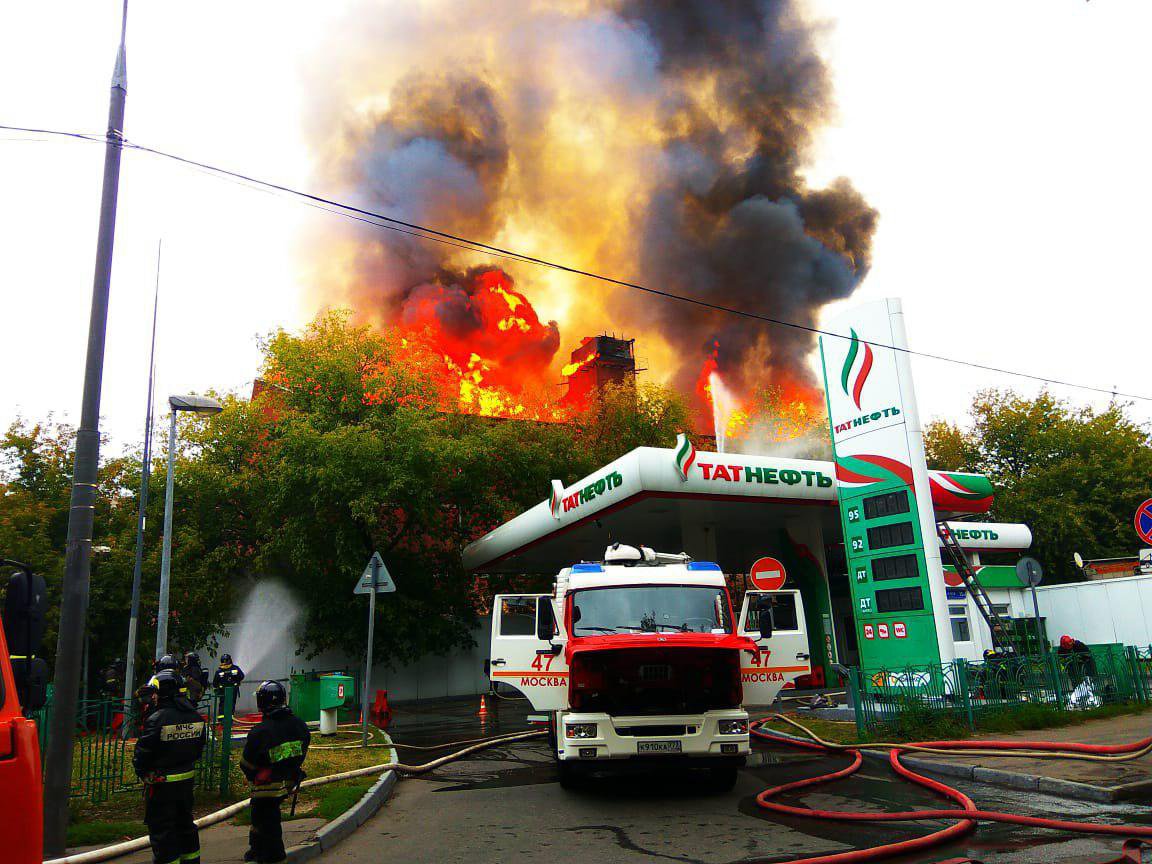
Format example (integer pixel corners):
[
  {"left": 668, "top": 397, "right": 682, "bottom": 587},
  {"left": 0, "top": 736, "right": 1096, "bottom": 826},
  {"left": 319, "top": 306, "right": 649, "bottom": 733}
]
[
  {"left": 251, "top": 781, "right": 290, "bottom": 798},
  {"left": 150, "top": 770, "right": 197, "bottom": 784},
  {"left": 9, "top": 654, "right": 33, "bottom": 660},
  {"left": 269, "top": 740, "right": 303, "bottom": 762}
]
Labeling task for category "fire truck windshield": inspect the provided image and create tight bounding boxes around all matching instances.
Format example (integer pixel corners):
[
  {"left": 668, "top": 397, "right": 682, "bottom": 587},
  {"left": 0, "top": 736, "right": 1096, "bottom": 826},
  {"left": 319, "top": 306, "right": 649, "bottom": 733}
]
[{"left": 570, "top": 585, "right": 732, "bottom": 636}]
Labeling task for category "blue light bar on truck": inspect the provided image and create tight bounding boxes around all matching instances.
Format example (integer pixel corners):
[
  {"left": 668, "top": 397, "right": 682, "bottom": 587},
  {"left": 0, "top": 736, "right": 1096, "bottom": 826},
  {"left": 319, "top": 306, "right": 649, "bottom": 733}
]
[
  {"left": 687, "top": 562, "right": 721, "bottom": 571},
  {"left": 572, "top": 563, "right": 604, "bottom": 573}
]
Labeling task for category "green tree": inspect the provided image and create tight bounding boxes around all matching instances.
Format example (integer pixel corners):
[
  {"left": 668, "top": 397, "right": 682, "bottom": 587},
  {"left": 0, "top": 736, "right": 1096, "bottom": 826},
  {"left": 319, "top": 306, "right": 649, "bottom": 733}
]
[
  {"left": 2, "top": 312, "right": 696, "bottom": 678},
  {"left": 925, "top": 390, "right": 1152, "bottom": 583}
]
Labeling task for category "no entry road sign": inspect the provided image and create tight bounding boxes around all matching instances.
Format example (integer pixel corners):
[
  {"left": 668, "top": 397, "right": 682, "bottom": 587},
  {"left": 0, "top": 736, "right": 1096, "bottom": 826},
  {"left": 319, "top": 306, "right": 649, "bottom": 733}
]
[
  {"left": 1136, "top": 499, "right": 1152, "bottom": 546},
  {"left": 749, "top": 556, "right": 787, "bottom": 591}
]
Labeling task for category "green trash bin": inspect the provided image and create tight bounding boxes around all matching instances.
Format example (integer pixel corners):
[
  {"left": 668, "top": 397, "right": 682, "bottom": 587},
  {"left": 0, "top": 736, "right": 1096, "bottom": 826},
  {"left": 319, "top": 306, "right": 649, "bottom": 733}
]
[
  {"left": 289, "top": 673, "right": 320, "bottom": 722},
  {"left": 318, "top": 674, "right": 354, "bottom": 734}
]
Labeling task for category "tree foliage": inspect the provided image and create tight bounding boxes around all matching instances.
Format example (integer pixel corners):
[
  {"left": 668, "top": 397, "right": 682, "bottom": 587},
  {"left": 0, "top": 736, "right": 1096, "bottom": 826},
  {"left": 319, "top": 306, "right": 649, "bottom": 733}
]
[
  {"left": 925, "top": 390, "right": 1152, "bottom": 583},
  {"left": 0, "top": 312, "right": 694, "bottom": 682}
]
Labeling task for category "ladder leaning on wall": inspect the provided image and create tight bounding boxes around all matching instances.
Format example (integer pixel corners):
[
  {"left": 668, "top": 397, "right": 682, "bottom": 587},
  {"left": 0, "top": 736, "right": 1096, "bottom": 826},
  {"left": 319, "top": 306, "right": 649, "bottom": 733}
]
[{"left": 937, "top": 521, "right": 1017, "bottom": 652}]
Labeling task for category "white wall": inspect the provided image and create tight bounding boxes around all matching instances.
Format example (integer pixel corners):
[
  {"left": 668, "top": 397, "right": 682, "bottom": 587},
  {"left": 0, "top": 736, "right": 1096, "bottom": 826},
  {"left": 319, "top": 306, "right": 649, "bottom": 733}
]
[
  {"left": 1027, "top": 574, "right": 1152, "bottom": 648},
  {"left": 949, "top": 587, "right": 1018, "bottom": 661},
  {"left": 207, "top": 615, "right": 493, "bottom": 713}
]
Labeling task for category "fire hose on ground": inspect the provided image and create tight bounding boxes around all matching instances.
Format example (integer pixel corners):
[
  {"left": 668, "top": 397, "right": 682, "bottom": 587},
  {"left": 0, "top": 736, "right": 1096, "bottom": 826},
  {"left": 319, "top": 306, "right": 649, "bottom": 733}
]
[
  {"left": 45, "top": 715, "right": 1152, "bottom": 864},
  {"left": 751, "top": 713, "right": 1152, "bottom": 864},
  {"left": 43, "top": 728, "right": 545, "bottom": 864}
]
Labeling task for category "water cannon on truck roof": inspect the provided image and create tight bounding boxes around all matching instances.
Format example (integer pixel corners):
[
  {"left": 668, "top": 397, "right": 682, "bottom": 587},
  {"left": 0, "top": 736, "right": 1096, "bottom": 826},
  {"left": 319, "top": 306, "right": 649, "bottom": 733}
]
[{"left": 488, "top": 545, "right": 811, "bottom": 790}]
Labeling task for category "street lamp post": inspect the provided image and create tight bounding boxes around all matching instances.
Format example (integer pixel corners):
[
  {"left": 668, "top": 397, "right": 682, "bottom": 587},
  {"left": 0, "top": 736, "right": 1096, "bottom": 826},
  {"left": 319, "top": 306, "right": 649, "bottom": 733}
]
[{"left": 155, "top": 395, "right": 223, "bottom": 660}]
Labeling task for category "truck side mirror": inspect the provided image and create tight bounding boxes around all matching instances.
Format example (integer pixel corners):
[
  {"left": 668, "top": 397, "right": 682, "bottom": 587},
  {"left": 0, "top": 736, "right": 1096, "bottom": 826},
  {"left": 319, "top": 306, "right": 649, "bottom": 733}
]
[
  {"left": 536, "top": 601, "right": 556, "bottom": 641},
  {"left": 757, "top": 606, "right": 774, "bottom": 641}
]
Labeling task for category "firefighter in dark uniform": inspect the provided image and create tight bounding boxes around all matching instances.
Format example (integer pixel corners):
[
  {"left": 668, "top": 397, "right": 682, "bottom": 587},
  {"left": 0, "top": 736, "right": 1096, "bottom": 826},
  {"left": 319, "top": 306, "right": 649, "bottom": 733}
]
[
  {"left": 212, "top": 653, "right": 245, "bottom": 690},
  {"left": 132, "top": 669, "right": 207, "bottom": 864},
  {"left": 182, "top": 652, "right": 209, "bottom": 703},
  {"left": 241, "top": 681, "right": 310, "bottom": 863}
]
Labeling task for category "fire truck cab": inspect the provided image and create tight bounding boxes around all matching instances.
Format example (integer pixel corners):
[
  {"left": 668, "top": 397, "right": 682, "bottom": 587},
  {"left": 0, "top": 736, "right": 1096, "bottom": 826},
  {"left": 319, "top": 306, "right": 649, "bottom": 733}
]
[{"left": 489, "top": 544, "right": 811, "bottom": 790}]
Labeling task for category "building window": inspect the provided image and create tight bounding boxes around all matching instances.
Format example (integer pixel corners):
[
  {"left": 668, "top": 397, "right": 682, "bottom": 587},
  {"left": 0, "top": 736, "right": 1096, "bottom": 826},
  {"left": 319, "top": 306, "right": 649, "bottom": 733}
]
[
  {"left": 949, "top": 604, "right": 971, "bottom": 643},
  {"left": 991, "top": 604, "right": 1010, "bottom": 618}
]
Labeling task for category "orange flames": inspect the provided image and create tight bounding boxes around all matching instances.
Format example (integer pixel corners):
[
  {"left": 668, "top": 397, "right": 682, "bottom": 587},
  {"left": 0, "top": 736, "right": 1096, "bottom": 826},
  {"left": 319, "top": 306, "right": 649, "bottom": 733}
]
[
  {"left": 398, "top": 268, "right": 569, "bottom": 420},
  {"left": 696, "top": 341, "right": 824, "bottom": 447}
]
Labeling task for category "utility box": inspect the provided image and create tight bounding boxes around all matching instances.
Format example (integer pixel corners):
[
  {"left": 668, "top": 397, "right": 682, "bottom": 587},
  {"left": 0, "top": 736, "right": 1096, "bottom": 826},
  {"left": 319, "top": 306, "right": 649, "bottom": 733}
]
[{"left": 289, "top": 671, "right": 356, "bottom": 723}]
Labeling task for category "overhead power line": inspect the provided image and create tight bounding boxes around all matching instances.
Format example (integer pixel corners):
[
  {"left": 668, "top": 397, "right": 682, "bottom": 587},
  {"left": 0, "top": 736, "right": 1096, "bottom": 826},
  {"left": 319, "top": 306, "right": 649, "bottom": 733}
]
[{"left": 4, "top": 122, "right": 1150, "bottom": 404}]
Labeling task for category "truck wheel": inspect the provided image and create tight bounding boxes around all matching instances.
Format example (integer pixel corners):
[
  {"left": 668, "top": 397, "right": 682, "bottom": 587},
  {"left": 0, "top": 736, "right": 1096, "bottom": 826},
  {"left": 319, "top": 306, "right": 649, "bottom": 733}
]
[
  {"left": 557, "top": 760, "right": 582, "bottom": 790},
  {"left": 704, "top": 764, "right": 738, "bottom": 794}
]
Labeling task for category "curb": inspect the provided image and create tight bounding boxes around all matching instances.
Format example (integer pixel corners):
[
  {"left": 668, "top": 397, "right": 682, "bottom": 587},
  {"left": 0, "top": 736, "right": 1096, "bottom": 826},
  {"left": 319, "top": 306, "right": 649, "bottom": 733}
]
[
  {"left": 285, "top": 770, "right": 398, "bottom": 861},
  {"left": 285, "top": 735, "right": 400, "bottom": 862}
]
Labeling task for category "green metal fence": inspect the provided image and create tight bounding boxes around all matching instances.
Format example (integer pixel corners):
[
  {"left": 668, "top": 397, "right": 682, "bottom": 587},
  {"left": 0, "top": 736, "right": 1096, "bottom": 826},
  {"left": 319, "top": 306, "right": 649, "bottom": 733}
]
[
  {"left": 30, "top": 687, "right": 240, "bottom": 804},
  {"left": 847, "top": 644, "right": 1148, "bottom": 737}
]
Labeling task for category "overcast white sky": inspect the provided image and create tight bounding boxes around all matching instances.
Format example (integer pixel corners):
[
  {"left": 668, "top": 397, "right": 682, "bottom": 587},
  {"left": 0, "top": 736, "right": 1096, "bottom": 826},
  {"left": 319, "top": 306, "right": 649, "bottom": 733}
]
[{"left": 2, "top": 1, "right": 1149, "bottom": 456}]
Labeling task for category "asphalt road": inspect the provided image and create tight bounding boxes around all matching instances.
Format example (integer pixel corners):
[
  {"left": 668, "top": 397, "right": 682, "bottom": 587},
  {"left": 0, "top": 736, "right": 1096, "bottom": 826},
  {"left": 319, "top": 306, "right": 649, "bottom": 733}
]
[{"left": 315, "top": 700, "right": 1152, "bottom": 864}]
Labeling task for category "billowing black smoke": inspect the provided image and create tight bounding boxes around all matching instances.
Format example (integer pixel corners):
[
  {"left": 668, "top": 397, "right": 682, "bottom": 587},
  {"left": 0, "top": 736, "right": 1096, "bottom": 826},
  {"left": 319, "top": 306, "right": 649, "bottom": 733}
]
[
  {"left": 314, "top": 0, "right": 876, "bottom": 398},
  {"left": 617, "top": 0, "right": 877, "bottom": 395}
]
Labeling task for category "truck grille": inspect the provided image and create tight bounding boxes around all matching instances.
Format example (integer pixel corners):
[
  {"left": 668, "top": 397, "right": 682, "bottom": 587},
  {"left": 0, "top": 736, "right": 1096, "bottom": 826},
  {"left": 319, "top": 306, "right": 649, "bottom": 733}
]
[{"left": 639, "top": 664, "right": 672, "bottom": 682}]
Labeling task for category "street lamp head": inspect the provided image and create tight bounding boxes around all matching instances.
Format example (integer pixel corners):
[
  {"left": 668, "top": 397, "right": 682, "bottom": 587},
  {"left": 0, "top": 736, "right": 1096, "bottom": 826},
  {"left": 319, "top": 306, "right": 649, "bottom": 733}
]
[{"left": 169, "top": 394, "right": 223, "bottom": 414}]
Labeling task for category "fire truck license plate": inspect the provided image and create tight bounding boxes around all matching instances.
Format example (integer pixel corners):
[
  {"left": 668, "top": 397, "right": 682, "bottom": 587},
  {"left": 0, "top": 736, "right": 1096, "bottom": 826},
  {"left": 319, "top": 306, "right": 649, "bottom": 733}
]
[{"left": 637, "top": 740, "right": 682, "bottom": 754}]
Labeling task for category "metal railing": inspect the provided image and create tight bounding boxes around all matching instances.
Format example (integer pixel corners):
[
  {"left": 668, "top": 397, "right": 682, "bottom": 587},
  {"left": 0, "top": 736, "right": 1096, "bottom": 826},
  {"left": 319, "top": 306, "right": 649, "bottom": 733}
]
[
  {"left": 846, "top": 644, "right": 1146, "bottom": 737},
  {"left": 30, "top": 686, "right": 240, "bottom": 803}
]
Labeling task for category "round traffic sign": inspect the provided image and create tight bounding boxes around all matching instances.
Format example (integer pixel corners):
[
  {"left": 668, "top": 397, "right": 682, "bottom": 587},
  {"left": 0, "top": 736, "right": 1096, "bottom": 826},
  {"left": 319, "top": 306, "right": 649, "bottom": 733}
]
[
  {"left": 749, "top": 556, "right": 787, "bottom": 591},
  {"left": 1136, "top": 499, "right": 1152, "bottom": 546},
  {"left": 1016, "top": 556, "right": 1043, "bottom": 587}
]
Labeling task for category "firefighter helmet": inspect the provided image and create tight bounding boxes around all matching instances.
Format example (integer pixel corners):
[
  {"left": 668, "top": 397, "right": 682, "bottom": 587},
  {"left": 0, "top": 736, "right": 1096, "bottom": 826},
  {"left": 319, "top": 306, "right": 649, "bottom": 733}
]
[
  {"left": 220, "top": 653, "right": 232, "bottom": 665},
  {"left": 155, "top": 654, "right": 180, "bottom": 672},
  {"left": 153, "top": 669, "right": 183, "bottom": 701},
  {"left": 184, "top": 651, "right": 201, "bottom": 667},
  {"left": 1060, "top": 635, "right": 1075, "bottom": 650},
  {"left": 255, "top": 680, "right": 287, "bottom": 713}
]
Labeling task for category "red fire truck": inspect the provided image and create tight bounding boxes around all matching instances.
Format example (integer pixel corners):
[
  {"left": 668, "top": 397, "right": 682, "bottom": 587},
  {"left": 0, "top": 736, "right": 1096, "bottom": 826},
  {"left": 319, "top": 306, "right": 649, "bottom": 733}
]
[
  {"left": 489, "top": 544, "right": 811, "bottom": 790},
  {"left": 1, "top": 563, "right": 46, "bottom": 864}
]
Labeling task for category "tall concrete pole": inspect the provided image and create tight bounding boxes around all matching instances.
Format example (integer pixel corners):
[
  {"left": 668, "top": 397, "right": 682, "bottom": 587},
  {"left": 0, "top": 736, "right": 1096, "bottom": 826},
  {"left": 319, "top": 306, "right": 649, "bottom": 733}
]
[
  {"left": 43, "top": 2, "right": 129, "bottom": 854},
  {"left": 123, "top": 240, "right": 161, "bottom": 706},
  {"left": 155, "top": 409, "right": 178, "bottom": 660}
]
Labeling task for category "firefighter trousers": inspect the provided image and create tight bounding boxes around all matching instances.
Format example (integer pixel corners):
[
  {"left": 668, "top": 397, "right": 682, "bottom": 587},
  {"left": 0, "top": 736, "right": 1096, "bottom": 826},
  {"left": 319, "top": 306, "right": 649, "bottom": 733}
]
[
  {"left": 144, "top": 779, "right": 199, "bottom": 864},
  {"left": 249, "top": 795, "right": 288, "bottom": 863}
]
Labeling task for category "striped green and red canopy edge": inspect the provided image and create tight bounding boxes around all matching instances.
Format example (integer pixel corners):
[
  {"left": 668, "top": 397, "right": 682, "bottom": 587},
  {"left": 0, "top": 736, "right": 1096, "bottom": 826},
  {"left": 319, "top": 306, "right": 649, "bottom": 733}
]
[
  {"left": 840, "top": 328, "right": 874, "bottom": 410},
  {"left": 674, "top": 433, "right": 697, "bottom": 481},
  {"left": 929, "top": 471, "right": 994, "bottom": 513},
  {"left": 835, "top": 455, "right": 993, "bottom": 514},
  {"left": 549, "top": 479, "right": 564, "bottom": 519}
]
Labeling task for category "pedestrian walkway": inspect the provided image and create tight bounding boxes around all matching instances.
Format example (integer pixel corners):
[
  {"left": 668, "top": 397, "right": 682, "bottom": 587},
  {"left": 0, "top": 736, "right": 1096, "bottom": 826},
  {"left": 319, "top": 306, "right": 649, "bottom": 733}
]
[
  {"left": 68, "top": 818, "right": 325, "bottom": 864},
  {"left": 904, "top": 709, "right": 1152, "bottom": 798}
]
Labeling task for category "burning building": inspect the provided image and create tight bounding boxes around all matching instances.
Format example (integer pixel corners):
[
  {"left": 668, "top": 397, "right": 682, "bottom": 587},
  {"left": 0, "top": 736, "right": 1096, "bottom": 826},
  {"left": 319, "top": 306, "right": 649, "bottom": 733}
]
[
  {"left": 303, "top": 0, "right": 877, "bottom": 435},
  {"left": 560, "top": 335, "right": 643, "bottom": 410}
]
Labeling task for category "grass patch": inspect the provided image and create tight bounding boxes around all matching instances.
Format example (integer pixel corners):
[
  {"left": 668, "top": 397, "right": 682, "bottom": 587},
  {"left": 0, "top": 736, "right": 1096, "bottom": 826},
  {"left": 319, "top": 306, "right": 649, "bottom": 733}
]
[
  {"left": 863, "top": 700, "right": 1152, "bottom": 743},
  {"left": 67, "top": 820, "right": 146, "bottom": 848},
  {"left": 764, "top": 701, "right": 1152, "bottom": 748},
  {"left": 64, "top": 724, "right": 396, "bottom": 841},
  {"left": 314, "top": 780, "right": 375, "bottom": 821}
]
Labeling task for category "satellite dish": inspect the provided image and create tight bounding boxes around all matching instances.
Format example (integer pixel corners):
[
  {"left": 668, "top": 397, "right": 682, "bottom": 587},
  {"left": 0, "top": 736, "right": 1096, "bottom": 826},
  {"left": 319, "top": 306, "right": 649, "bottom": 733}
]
[
  {"left": 1017, "top": 557, "right": 1043, "bottom": 587},
  {"left": 1074, "top": 552, "right": 1084, "bottom": 569}
]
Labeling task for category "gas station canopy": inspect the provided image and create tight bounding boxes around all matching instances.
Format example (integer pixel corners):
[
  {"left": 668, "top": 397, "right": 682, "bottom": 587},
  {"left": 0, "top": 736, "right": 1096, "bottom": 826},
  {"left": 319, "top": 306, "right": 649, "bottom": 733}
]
[{"left": 463, "top": 445, "right": 1030, "bottom": 574}]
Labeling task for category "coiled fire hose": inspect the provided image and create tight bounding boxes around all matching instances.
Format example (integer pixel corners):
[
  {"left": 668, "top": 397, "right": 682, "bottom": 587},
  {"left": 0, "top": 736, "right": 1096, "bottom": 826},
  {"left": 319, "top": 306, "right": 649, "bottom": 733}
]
[
  {"left": 44, "top": 728, "right": 545, "bottom": 864},
  {"left": 751, "top": 714, "right": 1152, "bottom": 864}
]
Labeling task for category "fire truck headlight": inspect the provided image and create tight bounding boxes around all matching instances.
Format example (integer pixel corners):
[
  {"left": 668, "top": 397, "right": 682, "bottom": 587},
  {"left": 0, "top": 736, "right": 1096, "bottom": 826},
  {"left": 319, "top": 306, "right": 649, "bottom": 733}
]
[
  {"left": 718, "top": 719, "right": 748, "bottom": 735},
  {"left": 565, "top": 723, "right": 598, "bottom": 739}
]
